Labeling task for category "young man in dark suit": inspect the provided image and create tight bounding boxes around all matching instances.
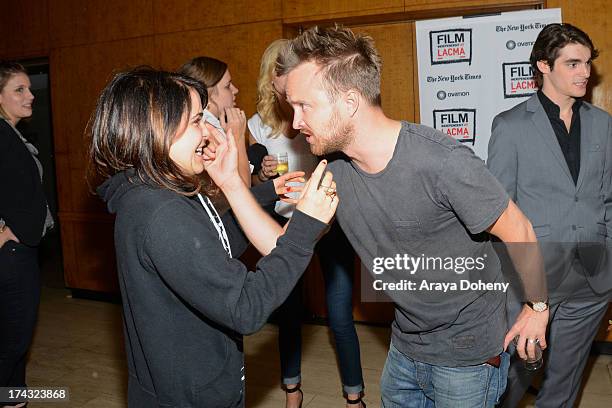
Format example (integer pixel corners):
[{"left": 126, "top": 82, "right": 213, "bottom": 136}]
[{"left": 488, "top": 23, "right": 612, "bottom": 408}]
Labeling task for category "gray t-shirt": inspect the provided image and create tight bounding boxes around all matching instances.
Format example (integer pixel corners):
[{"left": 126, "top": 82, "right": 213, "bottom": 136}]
[{"left": 329, "top": 121, "right": 510, "bottom": 366}]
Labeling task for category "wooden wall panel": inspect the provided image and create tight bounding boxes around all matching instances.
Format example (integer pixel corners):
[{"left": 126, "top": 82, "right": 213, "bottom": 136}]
[
  {"left": 59, "top": 220, "right": 78, "bottom": 287},
  {"left": 403, "top": 0, "right": 541, "bottom": 13},
  {"left": 69, "top": 166, "right": 108, "bottom": 214},
  {"left": 282, "top": 0, "right": 538, "bottom": 24},
  {"left": 548, "top": 0, "right": 611, "bottom": 112},
  {"left": 53, "top": 153, "right": 73, "bottom": 212},
  {"left": 51, "top": 37, "right": 156, "bottom": 214},
  {"left": 352, "top": 22, "right": 416, "bottom": 122},
  {"left": 61, "top": 215, "right": 118, "bottom": 292},
  {"left": 152, "top": 0, "right": 281, "bottom": 34},
  {"left": 283, "top": 0, "right": 404, "bottom": 23},
  {"left": 154, "top": 21, "right": 284, "bottom": 118},
  {"left": 49, "top": 0, "right": 154, "bottom": 48},
  {"left": 0, "top": 0, "right": 49, "bottom": 59}
]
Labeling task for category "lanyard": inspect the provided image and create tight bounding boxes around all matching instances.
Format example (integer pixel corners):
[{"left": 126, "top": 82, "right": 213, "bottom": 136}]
[{"left": 197, "top": 193, "right": 232, "bottom": 257}]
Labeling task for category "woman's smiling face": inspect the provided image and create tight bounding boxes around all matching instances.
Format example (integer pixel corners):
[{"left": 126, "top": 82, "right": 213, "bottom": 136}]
[{"left": 169, "top": 89, "right": 209, "bottom": 176}]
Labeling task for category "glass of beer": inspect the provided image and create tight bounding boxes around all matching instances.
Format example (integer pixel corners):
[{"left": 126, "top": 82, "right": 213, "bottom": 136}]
[{"left": 275, "top": 152, "right": 289, "bottom": 175}]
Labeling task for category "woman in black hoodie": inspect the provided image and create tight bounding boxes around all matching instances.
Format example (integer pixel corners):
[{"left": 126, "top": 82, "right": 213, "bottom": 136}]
[{"left": 89, "top": 68, "right": 339, "bottom": 407}]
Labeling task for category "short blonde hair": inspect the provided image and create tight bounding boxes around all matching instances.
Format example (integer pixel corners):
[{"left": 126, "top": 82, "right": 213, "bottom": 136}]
[{"left": 256, "top": 39, "right": 290, "bottom": 137}]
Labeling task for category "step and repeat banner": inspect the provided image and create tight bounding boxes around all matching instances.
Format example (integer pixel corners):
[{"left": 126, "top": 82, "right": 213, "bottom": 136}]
[{"left": 416, "top": 9, "right": 561, "bottom": 160}]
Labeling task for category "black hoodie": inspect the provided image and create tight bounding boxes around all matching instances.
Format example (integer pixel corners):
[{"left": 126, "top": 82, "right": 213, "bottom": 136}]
[{"left": 98, "top": 170, "right": 326, "bottom": 407}]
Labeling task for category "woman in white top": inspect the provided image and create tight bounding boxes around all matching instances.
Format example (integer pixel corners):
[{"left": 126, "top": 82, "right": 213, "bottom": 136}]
[
  {"left": 179, "top": 57, "right": 251, "bottom": 186},
  {"left": 249, "top": 39, "right": 366, "bottom": 408}
]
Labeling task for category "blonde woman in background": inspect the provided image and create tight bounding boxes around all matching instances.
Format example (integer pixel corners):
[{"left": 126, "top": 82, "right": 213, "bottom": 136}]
[{"left": 249, "top": 39, "right": 366, "bottom": 408}]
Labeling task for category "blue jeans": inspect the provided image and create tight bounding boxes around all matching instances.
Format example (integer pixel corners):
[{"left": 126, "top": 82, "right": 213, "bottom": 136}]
[
  {"left": 276, "top": 220, "right": 364, "bottom": 395},
  {"left": 381, "top": 343, "right": 509, "bottom": 408}
]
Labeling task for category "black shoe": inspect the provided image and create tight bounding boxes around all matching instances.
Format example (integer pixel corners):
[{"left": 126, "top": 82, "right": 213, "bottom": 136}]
[
  {"left": 285, "top": 385, "right": 303, "bottom": 408},
  {"left": 347, "top": 395, "right": 366, "bottom": 407}
]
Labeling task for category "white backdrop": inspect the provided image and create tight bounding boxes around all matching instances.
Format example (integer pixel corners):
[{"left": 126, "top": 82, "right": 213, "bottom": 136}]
[{"left": 416, "top": 9, "right": 561, "bottom": 160}]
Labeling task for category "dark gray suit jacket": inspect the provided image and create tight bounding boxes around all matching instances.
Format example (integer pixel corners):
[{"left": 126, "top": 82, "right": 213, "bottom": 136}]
[{"left": 488, "top": 94, "right": 612, "bottom": 294}]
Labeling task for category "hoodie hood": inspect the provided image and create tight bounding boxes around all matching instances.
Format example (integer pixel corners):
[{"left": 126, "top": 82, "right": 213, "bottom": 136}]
[{"left": 97, "top": 169, "right": 142, "bottom": 214}]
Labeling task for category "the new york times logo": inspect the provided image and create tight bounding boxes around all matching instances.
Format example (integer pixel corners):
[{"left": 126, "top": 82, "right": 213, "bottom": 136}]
[
  {"left": 433, "top": 109, "right": 476, "bottom": 144},
  {"left": 429, "top": 29, "right": 472, "bottom": 65},
  {"left": 503, "top": 62, "right": 538, "bottom": 98}
]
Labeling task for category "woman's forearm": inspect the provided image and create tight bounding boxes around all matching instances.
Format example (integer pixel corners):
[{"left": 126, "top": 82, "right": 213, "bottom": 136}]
[
  {"left": 236, "top": 138, "right": 251, "bottom": 187},
  {"left": 221, "top": 177, "right": 282, "bottom": 255}
]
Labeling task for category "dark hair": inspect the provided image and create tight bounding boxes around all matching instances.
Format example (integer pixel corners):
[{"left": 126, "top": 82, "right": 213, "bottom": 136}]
[
  {"left": 277, "top": 25, "right": 382, "bottom": 106},
  {"left": 89, "top": 67, "right": 209, "bottom": 196},
  {"left": 178, "top": 56, "right": 227, "bottom": 94},
  {"left": 530, "top": 23, "right": 598, "bottom": 84},
  {"left": 0, "top": 60, "right": 28, "bottom": 119}
]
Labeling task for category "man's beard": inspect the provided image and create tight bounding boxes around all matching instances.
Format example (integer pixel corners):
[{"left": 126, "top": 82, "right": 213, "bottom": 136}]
[{"left": 310, "top": 110, "right": 355, "bottom": 156}]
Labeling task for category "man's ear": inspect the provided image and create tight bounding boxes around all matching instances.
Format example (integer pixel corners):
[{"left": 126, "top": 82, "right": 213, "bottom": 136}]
[
  {"left": 537, "top": 60, "right": 551, "bottom": 74},
  {"left": 344, "top": 90, "right": 360, "bottom": 117}
]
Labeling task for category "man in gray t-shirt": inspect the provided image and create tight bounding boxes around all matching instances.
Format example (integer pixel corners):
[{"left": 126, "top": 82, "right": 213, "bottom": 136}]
[
  {"left": 279, "top": 26, "right": 549, "bottom": 407},
  {"left": 330, "top": 121, "right": 510, "bottom": 367}
]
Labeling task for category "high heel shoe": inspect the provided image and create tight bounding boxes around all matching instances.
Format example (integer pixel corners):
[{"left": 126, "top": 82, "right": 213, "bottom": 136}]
[
  {"left": 346, "top": 395, "right": 366, "bottom": 407},
  {"left": 285, "top": 385, "right": 303, "bottom": 408}
]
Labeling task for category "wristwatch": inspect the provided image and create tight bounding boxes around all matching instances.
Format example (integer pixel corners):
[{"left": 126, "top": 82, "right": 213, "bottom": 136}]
[
  {"left": 0, "top": 218, "right": 5, "bottom": 234},
  {"left": 527, "top": 300, "right": 548, "bottom": 312}
]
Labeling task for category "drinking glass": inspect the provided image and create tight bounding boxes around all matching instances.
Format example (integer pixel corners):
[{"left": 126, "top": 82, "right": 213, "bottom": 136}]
[{"left": 275, "top": 153, "right": 289, "bottom": 175}]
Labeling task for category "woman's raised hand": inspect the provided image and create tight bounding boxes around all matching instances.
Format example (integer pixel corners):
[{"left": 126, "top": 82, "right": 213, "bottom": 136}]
[
  {"left": 273, "top": 171, "right": 305, "bottom": 204},
  {"left": 202, "top": 123, "right": 241, "bottom": 190},
  {"left": 259, "top": 154, "right": 279, "bottom": 180},
  {"left": 295, "top": 160, "right": 338, "bottom": 224},
  {"left": 220, "top": 107, "right": 247, "bottom": 144}
]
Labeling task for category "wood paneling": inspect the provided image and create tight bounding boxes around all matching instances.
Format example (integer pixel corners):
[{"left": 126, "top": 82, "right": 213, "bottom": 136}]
[
  {"left": 51, "top": 38, "right": 155, "bottom": 166},
  {"left": 403, "top": 0, "right": 540, "bottom": 12},
  {"left": 49, "top": 0, "right": 154, "bottom": 48},
  {"left": 352, "top": 22, "right": 416, "bottom": 122},
  {"left": 51, "top": 36, "right": 155, "bottom": 215},
  {"left": 60, "top": 214, "right": 118, "bottom": 292},
  {"left": 0, "top": 0, "right": 49, "bottom": 59},
  {"left": 548, "top": 0, "right": 611, "bottom": 113},
  {"left": 152, "top": 0, "right": 281, "bottom": 34},
  {"left": 53, "top": 153, "right": 73, "bottom": 212},
  {"left": 283, "top": 0, "right": 404, "bottom": 23},
  {"left": 154, "top": 21, "right": 283, "bottom": 118},
  {"left": 282, "top": 0, "right": 539, "bottom": 24},
  {"left": 69, "top": 167, "right": 107, "bottom": 214}
]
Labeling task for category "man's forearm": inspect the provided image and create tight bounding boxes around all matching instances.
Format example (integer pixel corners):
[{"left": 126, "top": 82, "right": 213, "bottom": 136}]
[{"left": 488, "top": 200, "right": 547, "bottom": 302}]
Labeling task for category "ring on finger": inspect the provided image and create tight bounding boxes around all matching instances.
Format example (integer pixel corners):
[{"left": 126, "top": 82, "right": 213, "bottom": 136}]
[
  {"left": 527, "top": 338, "right": 538, "bottom": 344},
  {"left": 323, "top": 187, "right": 337, "bottom": 197}
]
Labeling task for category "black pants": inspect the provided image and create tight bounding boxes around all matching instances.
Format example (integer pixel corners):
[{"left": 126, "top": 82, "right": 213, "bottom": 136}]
[{"left": 0, "top": 241, "right": 40, "bottom": 395}]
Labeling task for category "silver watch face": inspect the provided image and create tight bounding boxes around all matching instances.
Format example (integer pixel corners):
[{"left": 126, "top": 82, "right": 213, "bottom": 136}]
[{"left": 532, "top": 302, "right": 547, "bottom": 312}]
